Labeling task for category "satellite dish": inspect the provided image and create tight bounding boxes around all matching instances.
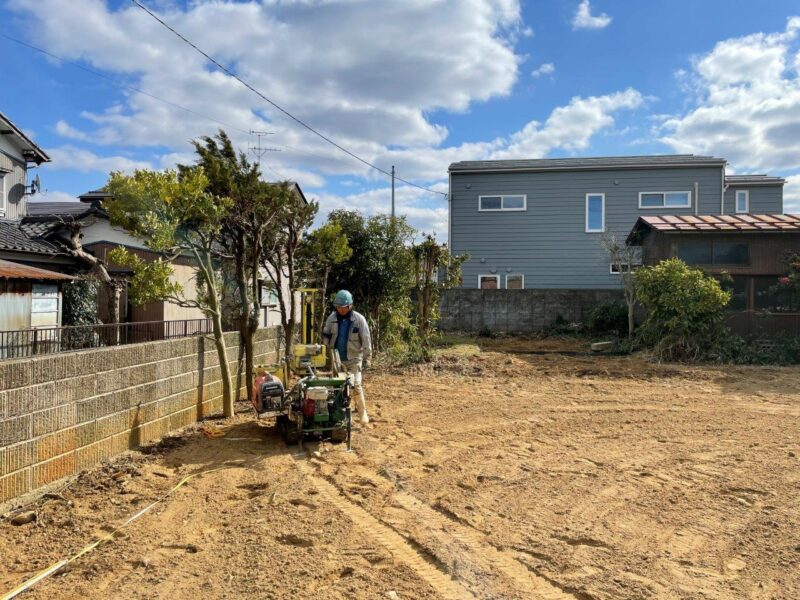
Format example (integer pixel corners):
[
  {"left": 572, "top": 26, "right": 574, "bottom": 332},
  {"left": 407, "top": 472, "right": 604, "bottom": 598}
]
[{"left": 32, "top": 174, "right": 41, "bottom": 194}]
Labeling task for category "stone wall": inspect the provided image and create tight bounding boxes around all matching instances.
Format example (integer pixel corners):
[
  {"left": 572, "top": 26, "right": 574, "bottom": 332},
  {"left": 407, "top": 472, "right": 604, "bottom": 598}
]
[
  {"left": 439, "top": 289, "right": 624, "bottom": 334},
  {"left": 0, "top": 327, "right": 281, "bottom": 505}
]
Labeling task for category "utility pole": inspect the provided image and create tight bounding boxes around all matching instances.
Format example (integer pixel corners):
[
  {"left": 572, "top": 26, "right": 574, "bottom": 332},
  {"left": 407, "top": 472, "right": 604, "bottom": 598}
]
[
  {"left": 391, "top": 165, "right": 395, "bottom": 219},
  {"left": 248, "top": 130, "right": 280, "bottom": 164}
]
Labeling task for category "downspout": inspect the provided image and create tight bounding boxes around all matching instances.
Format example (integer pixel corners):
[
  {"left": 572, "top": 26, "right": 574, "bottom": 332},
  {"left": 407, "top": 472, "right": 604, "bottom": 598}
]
[
  {"left": 720, "top": 165, "right": 726, "bottom": 215},
  {"left": 694, "top": 181, "right": 699, "bottom": 216}
]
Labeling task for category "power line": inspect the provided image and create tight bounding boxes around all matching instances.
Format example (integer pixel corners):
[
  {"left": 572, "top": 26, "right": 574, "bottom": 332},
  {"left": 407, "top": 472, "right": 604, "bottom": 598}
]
[{"left": 130, "top": 0, "right": 447, "bottom": 197}]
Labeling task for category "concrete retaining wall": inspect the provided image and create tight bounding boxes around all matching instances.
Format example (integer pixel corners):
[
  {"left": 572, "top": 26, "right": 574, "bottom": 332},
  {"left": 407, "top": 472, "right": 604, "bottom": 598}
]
[
  {"left": 439, "top": 289, "right": 624, "bottom": 334},
  {"left": 0, "top": 327, "right": 281, "bottom": 505}
]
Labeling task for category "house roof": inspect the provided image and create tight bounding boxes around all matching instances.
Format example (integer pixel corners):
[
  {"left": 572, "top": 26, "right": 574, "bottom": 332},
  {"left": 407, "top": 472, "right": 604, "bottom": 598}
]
[
  {"left": 449, "top": 154, "right": 727, "bottom": 174},
  {"left": 0, "top": 111, "right": 51, "bottom": 165},
  {"left": 26, "top": 201, "right": 106, "bottom": 220},
  {"left": 0, "top": 258, "right": 73, "bottom": 280},
  {"left": 78, "top": 188, "right": 111, "bottom": 203},
  {"left": 0, "top": 220, "right": 60, "bottom": 255},
  {"left": 725, "top": 174, "right": 786, "bottom": 186},
  {"left": 627, "top": 213, "right": 800, "bottom": 243}
]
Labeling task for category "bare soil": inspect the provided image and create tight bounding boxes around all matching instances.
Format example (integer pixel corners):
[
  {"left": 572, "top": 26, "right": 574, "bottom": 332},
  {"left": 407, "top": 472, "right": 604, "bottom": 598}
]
[{"left": 2, "top": 337, "right": 800, "bottom": 599}]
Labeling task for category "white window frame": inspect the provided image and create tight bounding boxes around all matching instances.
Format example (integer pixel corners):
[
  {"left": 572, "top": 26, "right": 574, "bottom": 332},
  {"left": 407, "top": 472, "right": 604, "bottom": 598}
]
[
  {"left": 0, "top": 173, "right": 6, "bottom": 217},
  {"left": 505, "top": 274, "right": 524, "bottom": 289},
  {"left": 478, "top": 274, "right": 500, "bottom": 289},
  {"left": 585, "top": 193, "right": 605, "bottom": 233},
  {"left": 735, "top": 189, "right": 749, "bottom": 213},
  {"left": 610, "top": 263, "right": 641, "bottom": 275},
  {"left": 638, "top": 191, "right": 692, "bottom": 209},
  {"left": 478, "top": 194, "right": 527, "bottom": 212}
]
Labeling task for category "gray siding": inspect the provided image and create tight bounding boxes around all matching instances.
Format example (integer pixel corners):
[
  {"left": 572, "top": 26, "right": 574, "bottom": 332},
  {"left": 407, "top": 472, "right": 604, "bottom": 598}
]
[
  {"left": 450, "top": 166, "right": 724, "bottom": 289},
  {"left": 0, "top": 145, "right": 28, "bottom": 220},
  {"left": 723, "top": 184, "right": 783, "bottom": 215}
]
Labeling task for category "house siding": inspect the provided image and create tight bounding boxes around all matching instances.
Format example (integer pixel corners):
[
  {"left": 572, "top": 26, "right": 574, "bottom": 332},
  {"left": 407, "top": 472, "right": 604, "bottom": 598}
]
[
  {"left": 724, "top": 184, "right": 783, "bottom": 215},
  {"left": 450, "top": 166, "right": 725, "bottom": 289},
  {"left": 0, "top": 137, "right": 28, "bottom": 220}
]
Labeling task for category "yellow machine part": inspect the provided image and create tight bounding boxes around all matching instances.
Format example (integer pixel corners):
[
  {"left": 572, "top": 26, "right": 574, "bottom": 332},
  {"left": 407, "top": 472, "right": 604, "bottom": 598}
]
[{"left": 291, "top": 343, "right": 328, "bottom": 372}]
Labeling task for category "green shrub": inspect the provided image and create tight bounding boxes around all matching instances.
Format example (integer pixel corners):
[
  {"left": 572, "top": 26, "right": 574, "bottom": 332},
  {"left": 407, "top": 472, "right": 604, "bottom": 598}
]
[
  {"left": 635, "top": 258, "right": 731, "bottom": 361},
  {"left": 586, "top": 301, "right": 628, "bottom": 337}
]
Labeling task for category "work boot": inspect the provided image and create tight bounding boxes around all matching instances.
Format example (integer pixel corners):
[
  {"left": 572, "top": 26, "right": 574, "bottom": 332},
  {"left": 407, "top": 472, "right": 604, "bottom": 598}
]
[{"left": 359, "top": 411, "right": 369, "bottom": 425}]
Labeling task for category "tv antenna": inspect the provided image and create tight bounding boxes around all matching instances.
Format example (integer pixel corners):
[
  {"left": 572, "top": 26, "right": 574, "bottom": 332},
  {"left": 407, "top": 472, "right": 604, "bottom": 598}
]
[{"left": 248, "top": 130, "right": 280, "bottom": 163}]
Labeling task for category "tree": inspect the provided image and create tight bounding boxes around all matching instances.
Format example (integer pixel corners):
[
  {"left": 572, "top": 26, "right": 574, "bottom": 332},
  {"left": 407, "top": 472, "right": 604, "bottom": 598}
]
[
  {"left": 186, "top": 131, "right": 278, "bottom": 404},
  {"left": 297, "top": 221, "right": 352, "bottom": 341},
  {"left": 599, "top": 231, "right": 642, "bottom": 337},
  {"left": 411, "top": 235, "right": 467, "bottom": 337},
  {"left": 105, "top": 168, "right": 238, "bottom": 417},
  {"left": 325, "top": 211, "right": 416, "bottom": 350},
  {"left": 260, "top": 183, "right": 319, "bottom": 360},
  {"left": 635, "top": 258, "right": 731, "bottom": 361}
]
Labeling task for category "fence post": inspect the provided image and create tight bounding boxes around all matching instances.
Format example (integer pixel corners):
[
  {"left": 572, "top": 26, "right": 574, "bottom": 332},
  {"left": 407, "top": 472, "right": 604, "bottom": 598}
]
[{"left": 32, "top": 328, "right": 39, "bottom": 356}]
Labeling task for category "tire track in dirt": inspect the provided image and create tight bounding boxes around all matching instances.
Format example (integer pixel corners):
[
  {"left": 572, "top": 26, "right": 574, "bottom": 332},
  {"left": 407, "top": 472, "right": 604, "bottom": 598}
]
[{"left": 294, "top": 457, "right": 473, "bottom": 600}]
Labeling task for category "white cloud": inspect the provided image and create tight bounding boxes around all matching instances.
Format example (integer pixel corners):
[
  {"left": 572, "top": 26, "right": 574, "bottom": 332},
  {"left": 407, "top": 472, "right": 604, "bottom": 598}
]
[
  {"left": 572, "top": 0, "right": 611, "bottom": 30},
  {"left": 784, "top": 175, "right": 800, "bottom": 214},
  {"left": 314, "top": 184, "right": 449, "bottom": 239},
  {"left": 493, "top": 88, "right": 643, "bottom": 158},
  {"left": 9, "top": 0, "right": 524, "bottom": 182},
  {"left": 660, "top": 17, "right": 800, "bottom": 173},
  {"left": 29, "top": 190, "right": 80, "bottom": 203},
  {"left": 45, "top": 146, "right": 152, "bottom": 173},
  {"left": 531, "top": 63, "right": 555, "bottom": 78}
]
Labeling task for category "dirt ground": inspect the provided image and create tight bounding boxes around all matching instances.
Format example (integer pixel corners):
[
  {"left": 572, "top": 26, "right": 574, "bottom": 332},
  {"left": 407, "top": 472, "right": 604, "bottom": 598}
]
[{"left": 2, "top": 337, "right": 800, "bottom": 600}]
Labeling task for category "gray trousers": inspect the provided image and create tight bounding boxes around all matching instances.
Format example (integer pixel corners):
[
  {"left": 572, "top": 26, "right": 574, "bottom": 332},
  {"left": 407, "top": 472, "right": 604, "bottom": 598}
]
[{"left": 342, "top": 358, "right": 367, "bottom": 418}]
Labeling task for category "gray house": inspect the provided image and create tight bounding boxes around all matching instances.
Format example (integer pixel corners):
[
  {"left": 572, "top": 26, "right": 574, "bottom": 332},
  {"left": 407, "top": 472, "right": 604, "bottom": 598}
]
[{"left": 447, "top": 155, "right": 785, "bottom": 290}]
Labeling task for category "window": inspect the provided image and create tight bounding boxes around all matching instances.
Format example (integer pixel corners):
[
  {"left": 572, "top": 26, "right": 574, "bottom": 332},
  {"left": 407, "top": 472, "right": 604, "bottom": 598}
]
[
  {"left": 754, "top": 276, "right": 799, "bottom": 312},
  {"left": 720, "top": 275, "right": 748, "bottom": 311},
  {"left": 478, "top": 275, "right": 500, "bottom": 289},
  {"left": 0, "top": 173, "right": 6, "bottom": 216},
  {"left": 609, "top": 246, "right": 642, "bottom": 274},
  {"left": 30, "top": 284, "right": 60, "bottom": 328},
  {"left": 478, "top": 194, "right": 526, "bottom": 211},
  {"left": 735, "top": 189, "right": 749, "bottom": 213},
  {"left": 638, "top": 191, "right": 691, "bottom": 209},
  {"left": 676, "top": 242, "right": 749, "bottom": 266},
  {"left": 713, "top": 243, "right": 749, "bottom": 265},
  {"left": 585, "top": 193, "right": 605, "bottom": 233},
  {"left": 506, "top": 274, "right": 524, "bottom": 289}
]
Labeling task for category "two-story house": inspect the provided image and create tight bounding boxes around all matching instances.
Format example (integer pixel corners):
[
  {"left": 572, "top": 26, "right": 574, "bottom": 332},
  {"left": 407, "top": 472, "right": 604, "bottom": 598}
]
[{"left": 448, "top": 155, "right": 785, "bottom": 291}]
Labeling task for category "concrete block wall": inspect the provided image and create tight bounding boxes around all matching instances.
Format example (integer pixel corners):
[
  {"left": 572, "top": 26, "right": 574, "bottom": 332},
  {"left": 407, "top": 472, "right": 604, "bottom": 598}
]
[
  {"left": 0, "top": 327, "right": 281, "bottom": 504},
  {"left": 439, "top": 289, "right": 624, "bottom": 334}
]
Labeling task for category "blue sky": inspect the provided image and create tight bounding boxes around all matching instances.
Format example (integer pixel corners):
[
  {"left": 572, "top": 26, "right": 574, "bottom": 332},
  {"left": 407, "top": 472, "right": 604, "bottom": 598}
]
[{"left": 2, "top": 0, "right": 800, "bottom": 238}]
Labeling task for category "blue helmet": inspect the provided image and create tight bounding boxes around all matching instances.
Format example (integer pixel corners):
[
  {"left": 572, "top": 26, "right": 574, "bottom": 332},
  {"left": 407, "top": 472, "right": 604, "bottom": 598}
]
[{"left": 333, "top": 289, "right": 353, "bottom": 306}]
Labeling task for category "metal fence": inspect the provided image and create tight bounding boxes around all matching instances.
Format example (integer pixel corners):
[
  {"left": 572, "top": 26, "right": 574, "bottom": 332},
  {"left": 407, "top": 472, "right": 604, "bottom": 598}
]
[{"left": 0, "top": 319, "right": 214, "bottom": 360}]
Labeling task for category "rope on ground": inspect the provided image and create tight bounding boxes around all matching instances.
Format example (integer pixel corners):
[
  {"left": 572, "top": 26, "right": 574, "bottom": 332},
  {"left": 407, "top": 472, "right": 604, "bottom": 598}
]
[{"left": 1, "top": 465, "right": 229, "bottom": 600}]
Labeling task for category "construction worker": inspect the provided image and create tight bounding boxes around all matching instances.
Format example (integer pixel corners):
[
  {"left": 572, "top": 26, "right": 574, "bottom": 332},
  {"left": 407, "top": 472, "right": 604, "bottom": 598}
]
[{"left": 322, "top": 290, "right": 372, "bottom": 424}]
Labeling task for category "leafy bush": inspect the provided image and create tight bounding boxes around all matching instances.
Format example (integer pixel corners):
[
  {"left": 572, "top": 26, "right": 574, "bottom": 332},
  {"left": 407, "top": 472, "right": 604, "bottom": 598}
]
[
  {"left": 62, "top": 278, "right": 100, "bottom": 327},
  {"left": 635, "top": 258, "right": 731, "bottom": 361},
  {"left": 586, "top": 301, "right": 628, "bottom": 337}
]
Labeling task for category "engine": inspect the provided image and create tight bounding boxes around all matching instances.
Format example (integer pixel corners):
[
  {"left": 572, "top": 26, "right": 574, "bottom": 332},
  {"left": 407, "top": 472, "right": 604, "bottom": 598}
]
[{"left": 253, "top": 373, "right": 285, "bottom": 415}]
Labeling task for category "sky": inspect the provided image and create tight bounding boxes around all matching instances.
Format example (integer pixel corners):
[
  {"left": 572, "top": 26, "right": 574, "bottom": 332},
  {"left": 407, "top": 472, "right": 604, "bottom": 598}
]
[{"left": 2, "top": 0, "right": 800, "bottom": 240}]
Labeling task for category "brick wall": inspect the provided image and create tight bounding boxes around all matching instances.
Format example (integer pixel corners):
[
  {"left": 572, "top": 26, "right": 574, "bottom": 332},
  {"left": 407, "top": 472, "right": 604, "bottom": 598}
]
[
  {"left": 0, "top": 327, "right": 281, "bottom": 504},
  {"left": 439, "top": 289, "right": 625, "bottom": 334}
]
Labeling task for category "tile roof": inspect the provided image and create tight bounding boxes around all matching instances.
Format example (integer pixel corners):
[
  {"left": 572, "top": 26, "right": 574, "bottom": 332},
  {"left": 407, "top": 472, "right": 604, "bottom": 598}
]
[
  {"left": 634, "top": 213, "right": 800, "bottom": 234},
  {"left": 725, "top": 174, "right": 786, "bottom": 185},
  {"left": 449, "top": 154, "right": 726, "bottom": 173},
  {"left": 0, "top": 220, "right": 60, "bottom": 255},
  {"left": 26, "top": 201, "right": 100, "bottom": 218},
  {"left": 0, "top": 258, "right": 73, "bottom": 280}
]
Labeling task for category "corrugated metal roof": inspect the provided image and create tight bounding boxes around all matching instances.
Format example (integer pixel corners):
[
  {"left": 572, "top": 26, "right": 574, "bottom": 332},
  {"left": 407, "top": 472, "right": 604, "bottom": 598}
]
[
  {"left": 0, "top": 220, "right": 60, "bottom": 255},
  {"left": 635, "top": 213, "right": 800, "bottom": 233},
  {"left": 449, "top": 154, "right": 727, "bottom": 173},
  {"left": 0, "top": 259, "right": 73, "bottom": 280},
  {"left": 725, "top": 174, "right": 786, "bottom": 185}
]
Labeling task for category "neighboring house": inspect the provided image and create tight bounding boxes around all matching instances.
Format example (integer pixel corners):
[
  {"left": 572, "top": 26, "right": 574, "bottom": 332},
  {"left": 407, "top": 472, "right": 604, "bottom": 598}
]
[
  {"left": 628, "top": 213, "right": 800, "bottom": 336},
  {"left": 0, "top": 111, "right": 50, "bottom": 221},
  {"left": 0, "top": 258, "right": 73, "bottom": 332},
  {"left": 448, "top": 155, "right": 786, "bottom": 290}
]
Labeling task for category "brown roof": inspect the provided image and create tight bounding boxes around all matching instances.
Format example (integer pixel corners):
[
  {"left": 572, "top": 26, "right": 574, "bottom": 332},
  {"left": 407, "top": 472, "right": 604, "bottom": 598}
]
[
  {"left": 0, "top": 259, "right": 74, "bottom": 281},
  {"left": 637, "top": 213, "right": 800, "bottom": 232}
]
